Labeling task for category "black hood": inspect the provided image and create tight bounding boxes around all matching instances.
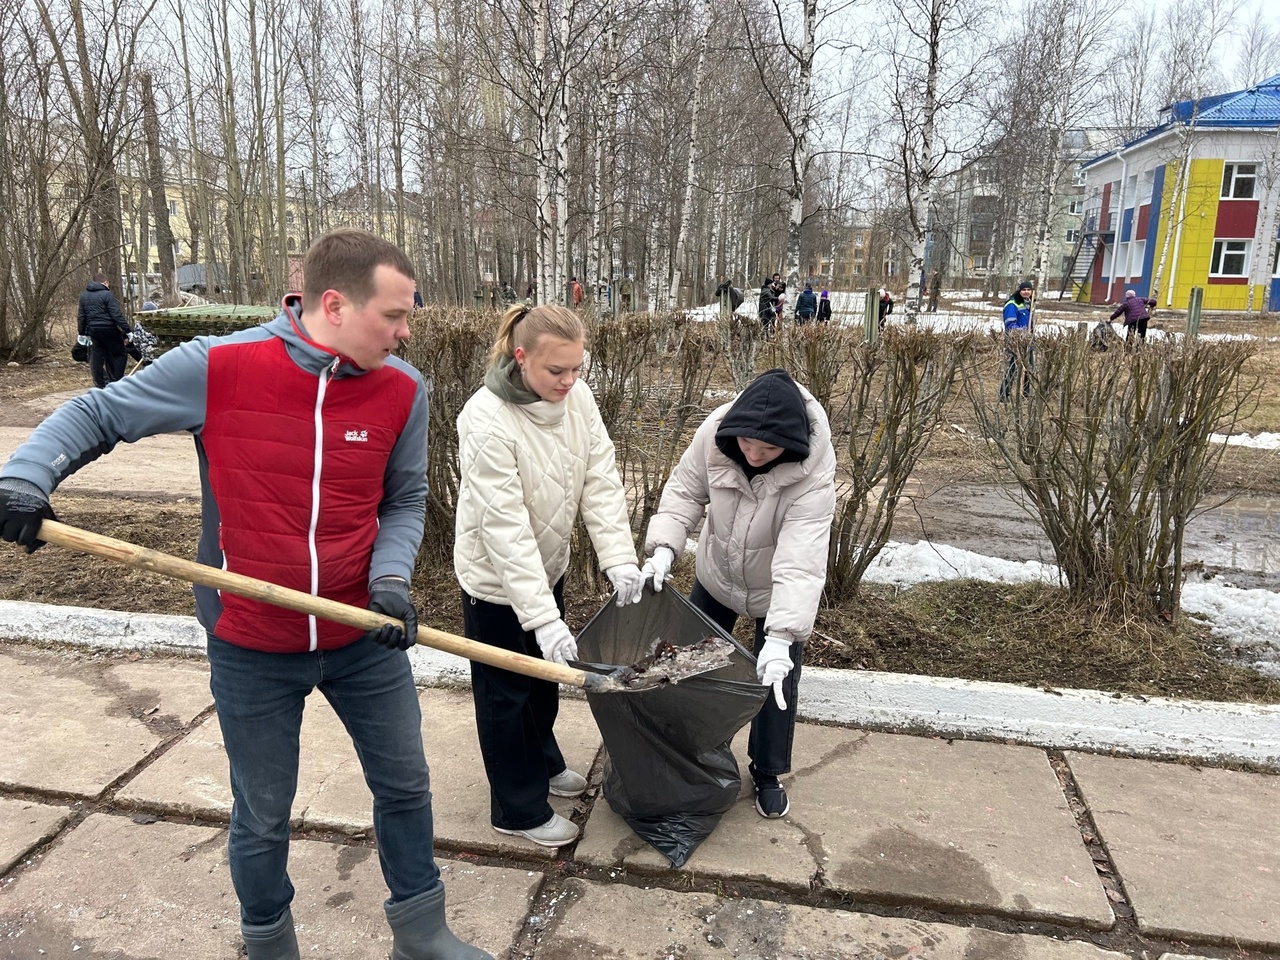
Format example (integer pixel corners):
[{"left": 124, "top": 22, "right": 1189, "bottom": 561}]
[{"left": 715, "top": 368, "right": 810, "bottom": 475}]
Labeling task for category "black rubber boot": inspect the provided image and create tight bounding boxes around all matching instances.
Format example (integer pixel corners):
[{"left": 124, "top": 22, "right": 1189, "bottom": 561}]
[
  {"left": 385, "top": 885, "right": 494, "bottom": 960},
  {"left": 240, "top": 908, "right": 300, "bottom": 960}
]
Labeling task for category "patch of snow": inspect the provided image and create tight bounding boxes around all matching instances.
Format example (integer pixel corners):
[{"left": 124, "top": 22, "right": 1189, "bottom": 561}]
[
  {"left": 857, "top": 539, "right": 1279, "bottom": 671},
  {"left": 1210, "top": 432, "right": 1280, "bottom": 450},
  {"left": 862, "top": 540, "right": 1058, "bottom": 588}
]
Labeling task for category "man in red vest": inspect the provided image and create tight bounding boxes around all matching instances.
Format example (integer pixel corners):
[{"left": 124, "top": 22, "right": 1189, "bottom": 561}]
[{"left": 0, "top": 229, "right": 491, "bottom": 960}]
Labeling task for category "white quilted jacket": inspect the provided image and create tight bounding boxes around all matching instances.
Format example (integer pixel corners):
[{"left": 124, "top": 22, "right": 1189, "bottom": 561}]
[
  {"left": 644, "top": 386, "right": 836, "bottom": 643},
  {"left": 453, "top": 379, "right": 638, "bottom": 630}
]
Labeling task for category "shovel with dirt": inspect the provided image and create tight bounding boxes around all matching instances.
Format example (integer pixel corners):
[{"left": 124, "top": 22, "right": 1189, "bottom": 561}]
[{"left": 34, "top": 519, "right": 733, "bottom": 692}]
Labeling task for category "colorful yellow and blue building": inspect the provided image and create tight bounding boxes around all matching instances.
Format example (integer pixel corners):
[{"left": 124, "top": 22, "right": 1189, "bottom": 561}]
[{"left": 1079, "top": 74, "right": 1280, "bottom": 312}]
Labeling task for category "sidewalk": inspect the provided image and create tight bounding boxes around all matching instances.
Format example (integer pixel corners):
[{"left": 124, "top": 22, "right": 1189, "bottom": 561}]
[{"left": 1, "top": 639, "right": 1277, "bottom": 959}]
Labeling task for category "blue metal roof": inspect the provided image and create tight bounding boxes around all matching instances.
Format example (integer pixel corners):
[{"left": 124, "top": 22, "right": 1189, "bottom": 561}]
[
  {"left": 1169, "top": 73, "right": 1280, "bottom": 124},
  {"left": 1082, "top": 74, "right": 1280, "bottom": 169}
]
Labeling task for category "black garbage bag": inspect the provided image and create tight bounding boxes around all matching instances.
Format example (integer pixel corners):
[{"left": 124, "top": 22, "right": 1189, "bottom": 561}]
[{"left": 575, "top": 585, "right": 768, "bottom": 867}]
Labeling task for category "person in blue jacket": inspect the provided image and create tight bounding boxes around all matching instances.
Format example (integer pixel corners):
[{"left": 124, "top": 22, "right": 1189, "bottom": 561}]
[{"left": 999, "top": 279, "right": 1034, "bottom": 403}]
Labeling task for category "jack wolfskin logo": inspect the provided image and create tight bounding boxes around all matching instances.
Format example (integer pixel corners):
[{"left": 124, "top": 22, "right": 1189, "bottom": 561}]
[{"left": 345, "top": 429, "right": 369, "bottom": 443}]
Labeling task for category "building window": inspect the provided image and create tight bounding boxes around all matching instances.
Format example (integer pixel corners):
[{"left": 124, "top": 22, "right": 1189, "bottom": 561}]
[
  {"left": 1221, "top": 163, "right": 1256, "bottom": 199},
  {"left": 1065, "top": 229, "right": 1081, "bottom": 243},
  {"left": 123, "top": 228, "right": 134, "bottom": 245},
  {"left": 168, "top": 199, "right": 178, "bottom": 216},
  {"left": 1071, "top": 166, "right": 1087, "bottom": 186},
  {"left": 1130, "top": 240, "right": 1146, "bottom": 276},
  {"left": 287, "top": 236, "right": 297, "bottom": 251},
  {"left": 1068, "top": 199, "right": 1084, "bottom": 216},
  {"left": 1210, "top": 239, "right": 1250, "bottom": 276},
  {"left": 286, "top": 210, "right": 295, "bottom": 225}
]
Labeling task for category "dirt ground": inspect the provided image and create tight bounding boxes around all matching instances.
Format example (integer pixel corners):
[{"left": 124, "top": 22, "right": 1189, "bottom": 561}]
[{"left": 4, "top": 317, "right": 1280, "bottom": 704}]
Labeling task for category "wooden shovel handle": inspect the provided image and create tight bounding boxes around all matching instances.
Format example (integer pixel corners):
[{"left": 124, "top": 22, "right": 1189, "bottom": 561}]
[{"left": 38, "top": 519, "right": 599, "bottom": 690}]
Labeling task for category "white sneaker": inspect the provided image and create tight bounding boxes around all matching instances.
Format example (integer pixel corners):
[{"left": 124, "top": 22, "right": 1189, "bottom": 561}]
[
  {"left": 548, "top": 768, "right": 588, "bottom": 798},
  {"left": 494, "top": 813, "right": 579, "bottom": 847}
]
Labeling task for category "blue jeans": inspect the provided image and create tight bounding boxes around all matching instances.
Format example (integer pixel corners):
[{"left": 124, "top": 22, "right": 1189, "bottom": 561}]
[{"left": 207, "top": 633, "right": 439, "bottom": 925}]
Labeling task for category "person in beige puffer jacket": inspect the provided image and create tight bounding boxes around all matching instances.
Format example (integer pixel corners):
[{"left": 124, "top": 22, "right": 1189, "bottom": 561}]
[
  {"left": 454, "top": 303, "right": 643, "bottom": 849},
  {"left": 641, "top": 368, "right": 836, "bottom": 820}
]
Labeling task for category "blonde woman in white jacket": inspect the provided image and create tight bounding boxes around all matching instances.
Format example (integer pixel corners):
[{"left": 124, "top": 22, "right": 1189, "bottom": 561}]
[
  {"left": 454, "top": 303, "right": 644, "bottom": 848},
  {"left": 641, "top": 368, "right": 836, "bottom": 819}
]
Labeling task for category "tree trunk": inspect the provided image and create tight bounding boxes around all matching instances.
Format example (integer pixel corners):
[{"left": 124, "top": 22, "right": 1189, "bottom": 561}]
[
  {"left": 904, "top": 0, "right": 943, "bottom": 317},
  {"left": 140, "top": 73, "right": 177, "bottom": 300},
  {"left": 552, "top": 0, "right": 571, "bottom": 303},
  {"left": 668, "top": 0, "right": 711, "bottom": 307}
]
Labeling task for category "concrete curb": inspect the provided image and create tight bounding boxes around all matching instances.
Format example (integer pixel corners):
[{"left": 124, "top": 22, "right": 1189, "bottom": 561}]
[
  {"left": 3, "top": 599, "right": 1278, "bottom": 768},
  {"left": 802, "top": 669, "right": 1280, "bottom": 768}
]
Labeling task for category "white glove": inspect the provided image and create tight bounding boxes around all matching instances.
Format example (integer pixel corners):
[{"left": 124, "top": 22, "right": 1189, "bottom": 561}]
[
  {"left": 640, "top": 546, "right": 675, "bottom": 592},
  {"left": 756, "top": 635, "right": 794, "bottom": 710},
  {"left": 605, "top": 562, "right": 645, "bottom": 606},
  {"left": 534, "top": 619, "right": 578, "bottom": 665}
]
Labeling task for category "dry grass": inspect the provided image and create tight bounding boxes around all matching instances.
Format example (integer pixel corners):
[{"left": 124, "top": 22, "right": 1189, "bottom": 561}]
[{"left": 809, "top": 580, "right": 1280, "bottom": 704}]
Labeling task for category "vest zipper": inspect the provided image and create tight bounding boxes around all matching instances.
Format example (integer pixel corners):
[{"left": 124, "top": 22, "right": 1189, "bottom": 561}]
[{"left": 306, "top": 356, "right": 341, "bottom": 651}]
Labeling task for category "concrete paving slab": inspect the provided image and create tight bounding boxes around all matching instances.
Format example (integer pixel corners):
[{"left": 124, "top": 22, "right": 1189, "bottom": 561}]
[
  {"left": 0, "top": 645, "right": 212, "bottom": 797},
  {"left": 534, "top": 878, "right": 1128, "bottom": 960},
  {"left": 119, "top": 686, "right": 602, "bottom": 857},
  {"left": 578, "top": 726, "right": 1112, "bottom": 927},
  {"left": 0, "top": 812, "right": 537, "bottom": 959},
  {"left": 1067, "top": 752, "right": 1280, "bottom": 948},
  {"left": 0, "top": 799, "right": 72, "bottom": 875}
]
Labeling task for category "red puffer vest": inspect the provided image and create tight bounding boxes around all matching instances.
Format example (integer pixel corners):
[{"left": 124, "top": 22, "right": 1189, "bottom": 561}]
[{"left": 201, "top": 332, "right": 417, "bottom": 652}]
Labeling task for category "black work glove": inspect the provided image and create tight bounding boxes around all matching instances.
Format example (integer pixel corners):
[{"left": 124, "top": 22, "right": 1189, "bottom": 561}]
[
  {"left": 364, "top": 576, "right": 418, "bottom": 650},
  {"left": 0, "top": 478, "right": 56, "bottom": 554}
]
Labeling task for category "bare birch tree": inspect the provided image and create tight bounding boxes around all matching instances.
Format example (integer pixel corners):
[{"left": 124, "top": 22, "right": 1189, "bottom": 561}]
[
  {"left": 878, "top": 0, "right": 992, "bottom": 315},
  {"left": 741, "top": 0, "right": 820, "bottom": 289}
]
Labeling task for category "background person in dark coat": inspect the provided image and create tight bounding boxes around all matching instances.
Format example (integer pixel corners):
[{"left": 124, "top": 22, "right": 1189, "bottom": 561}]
[
  {"left": 794, "top": 284, "right": 817, "bottom": 323},
  {"left": 1110, "top": 289, "right": 1157, "bottom": 345},
  {"left": 816, "top": 290, "right": 832, "bottom": 323},
  {"left": 757, "top": 278, "right": 779, "bottom": 335},
  {"left": 877, "top": 288, "right": 894, "bottom": 330},
  {"left": 77, "top": 274, "right": 132, "bottom": 388}
]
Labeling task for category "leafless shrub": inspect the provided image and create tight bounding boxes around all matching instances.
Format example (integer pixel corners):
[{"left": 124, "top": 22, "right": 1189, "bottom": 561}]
[
  {"left": 399, "top": 310, "right": 974, "bottom": 611},
  {"left": 722, "top": 311, "right": 764, "bottom": 389},
  {"left": 826, "top": 327, "right": 968, "bottom": 600},
  {"left": 762, "top": 321, "right": 857, "bottom": 409},
  {"left": 963, "top": 331, "right": 1257, "bottom": 617},
  {"left": 401, "top": 308, "right": 493, "bottom": 560},
  {"left": 584, "top": 312, "right": 657, "bottom": 427}
]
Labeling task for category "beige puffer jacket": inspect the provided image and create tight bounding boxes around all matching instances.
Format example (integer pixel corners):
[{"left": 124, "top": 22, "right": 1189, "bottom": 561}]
[
  {"left": 644, "top": 384, "right": 836, "bottom": 644},
  {"left": 454, "top": 378, "right": 637, "bottom": 631}
]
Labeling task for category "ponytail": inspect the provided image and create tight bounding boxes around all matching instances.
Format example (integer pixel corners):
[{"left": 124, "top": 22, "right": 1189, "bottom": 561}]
[
  {"left": 489, "top": 303, "right": 529, "bottom": 367},
  {"left": 487, "top": 302, "right": 585, "bottom": 368}
]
